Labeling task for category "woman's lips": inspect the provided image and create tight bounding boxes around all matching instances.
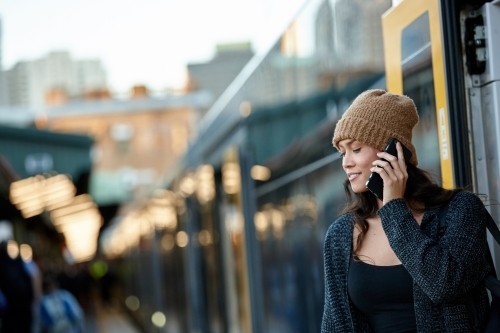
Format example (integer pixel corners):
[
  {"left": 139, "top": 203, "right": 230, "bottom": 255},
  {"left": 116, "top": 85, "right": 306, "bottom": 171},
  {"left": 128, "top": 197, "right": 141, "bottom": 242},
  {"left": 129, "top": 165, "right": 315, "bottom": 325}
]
[{"left": 348, "top": 173, "right": 360, "bottom": 181}]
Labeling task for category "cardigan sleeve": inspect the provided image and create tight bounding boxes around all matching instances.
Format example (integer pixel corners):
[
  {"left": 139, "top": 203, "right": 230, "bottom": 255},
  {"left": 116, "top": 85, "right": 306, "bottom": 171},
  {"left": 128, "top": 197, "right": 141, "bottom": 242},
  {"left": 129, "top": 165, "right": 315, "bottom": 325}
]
[
  {"left": 321, "top": 224, "right": 336, "bottom": 332},
  {"left": 377, "top": 191, "right": 490, "bottom": 304},
  {"left": 321, "top": 216, "right": 364, "bottom": 332}
]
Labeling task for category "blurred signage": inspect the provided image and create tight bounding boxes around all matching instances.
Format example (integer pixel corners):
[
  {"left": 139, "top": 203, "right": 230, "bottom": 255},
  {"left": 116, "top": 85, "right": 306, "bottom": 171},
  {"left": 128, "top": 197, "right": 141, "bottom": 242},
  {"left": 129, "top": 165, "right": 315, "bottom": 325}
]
[
  {"left": 0, "top": 220, "right": 14, "bottom": 242},
  {"left": 25, "top": 153, "right": 53, "bottom": 175}
]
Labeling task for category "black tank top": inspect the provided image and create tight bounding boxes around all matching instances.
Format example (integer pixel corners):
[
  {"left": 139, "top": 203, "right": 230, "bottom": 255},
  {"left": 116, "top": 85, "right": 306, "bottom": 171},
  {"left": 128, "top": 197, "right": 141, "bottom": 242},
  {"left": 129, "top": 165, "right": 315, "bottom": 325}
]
[{"left": 348, "top": 257, "right": 417, "bottom": 333}]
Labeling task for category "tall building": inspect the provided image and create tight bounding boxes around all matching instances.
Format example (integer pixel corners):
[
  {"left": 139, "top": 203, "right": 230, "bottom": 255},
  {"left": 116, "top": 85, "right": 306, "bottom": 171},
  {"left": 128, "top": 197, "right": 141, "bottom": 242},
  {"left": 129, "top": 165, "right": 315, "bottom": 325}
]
[
  {"left": 246, "top": 40, "right": 318, "bottom": 108},
  {"left": 187, "top": 42, "right": 254, "bottom": 106},
  {"left": 2, "top": 51, "right": 107, "bottom": 107},
  {"left": 333, "top": 0, "right": 391, "bottom": 73},
  {"left": 358, "top": 0, "right": 392, "bottom": 71},
  {"left": 315, "top": 0, "right": 335, "bottom": 72},
  {"left": 334, "top": 0, "right": 363, "bottom": 70},
  {"left": 0, "top": 17, "right": 5, "bottom": 106},
  {"left": 75, "top": 59, "right": 107, "bottom": 94}
]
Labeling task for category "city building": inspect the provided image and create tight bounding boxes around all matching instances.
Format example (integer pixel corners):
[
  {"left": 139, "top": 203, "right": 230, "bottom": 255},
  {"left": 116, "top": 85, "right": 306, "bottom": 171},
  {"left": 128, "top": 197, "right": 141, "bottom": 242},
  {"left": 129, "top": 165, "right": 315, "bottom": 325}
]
[
  {"left": 315, "top": 0, "right": 336, "bottom": 72},
  {"left": 1, "top": 51, "right": 107, "bottom": 107},
  {"left": 334, "top": 0, "right": 391, "bottom": 73},
  {"left": 186, "top": 42, "right": 254, "bottom": 106},
  {"left": 34, "top": 90, "right": 212, "bottom": 206}
]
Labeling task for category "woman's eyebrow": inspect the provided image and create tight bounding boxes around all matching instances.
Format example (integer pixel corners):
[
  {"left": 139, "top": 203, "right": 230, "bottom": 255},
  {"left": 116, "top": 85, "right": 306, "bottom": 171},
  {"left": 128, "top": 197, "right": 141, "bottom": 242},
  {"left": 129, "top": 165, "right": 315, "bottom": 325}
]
[{"left": 338, "top": 139, "right": 356, "bottom": 149}]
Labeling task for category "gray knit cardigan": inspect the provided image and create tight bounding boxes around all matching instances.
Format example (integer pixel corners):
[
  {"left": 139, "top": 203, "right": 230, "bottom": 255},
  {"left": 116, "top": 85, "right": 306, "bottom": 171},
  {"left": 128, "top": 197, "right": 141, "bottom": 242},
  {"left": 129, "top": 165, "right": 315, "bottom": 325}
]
[{"left": 321, "top": 191, "right": 491, "bottom": 332}]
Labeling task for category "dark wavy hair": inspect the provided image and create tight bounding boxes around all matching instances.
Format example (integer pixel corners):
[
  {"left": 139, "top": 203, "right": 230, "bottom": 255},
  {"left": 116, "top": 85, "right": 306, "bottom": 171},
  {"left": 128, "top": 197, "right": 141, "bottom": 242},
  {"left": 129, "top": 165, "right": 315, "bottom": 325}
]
[{"left": 341, "top": 164, "right": 462, "bottom": 256}]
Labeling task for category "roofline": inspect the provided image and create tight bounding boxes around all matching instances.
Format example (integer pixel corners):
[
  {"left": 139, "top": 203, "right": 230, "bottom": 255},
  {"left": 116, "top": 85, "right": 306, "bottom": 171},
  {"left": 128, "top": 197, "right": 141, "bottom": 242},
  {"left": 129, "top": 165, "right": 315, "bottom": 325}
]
[{"left": 0, "top": 125, "right": 94, "bottom": 148}]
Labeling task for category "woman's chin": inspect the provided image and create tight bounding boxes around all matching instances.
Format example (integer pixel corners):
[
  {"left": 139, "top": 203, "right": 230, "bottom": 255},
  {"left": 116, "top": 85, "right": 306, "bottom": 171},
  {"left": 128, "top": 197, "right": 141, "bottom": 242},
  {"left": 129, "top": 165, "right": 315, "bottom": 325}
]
[{"left": 351, "top": 185, "right": 369, "bottom": 194}]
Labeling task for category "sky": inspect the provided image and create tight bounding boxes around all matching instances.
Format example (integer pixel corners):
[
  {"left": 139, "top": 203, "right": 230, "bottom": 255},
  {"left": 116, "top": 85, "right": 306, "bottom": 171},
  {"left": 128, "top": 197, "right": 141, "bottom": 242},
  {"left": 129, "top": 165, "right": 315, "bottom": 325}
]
[{"left": 0, "top": 0, "right": 306, "bottom": 93}]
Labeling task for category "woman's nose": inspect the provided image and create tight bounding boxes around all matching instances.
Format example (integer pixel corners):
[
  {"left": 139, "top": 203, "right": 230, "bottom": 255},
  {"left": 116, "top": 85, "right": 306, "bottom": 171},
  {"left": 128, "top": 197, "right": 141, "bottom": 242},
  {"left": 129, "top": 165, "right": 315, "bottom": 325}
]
[{"left": 342, "top": 152, "right": 353, "bottom": 168}]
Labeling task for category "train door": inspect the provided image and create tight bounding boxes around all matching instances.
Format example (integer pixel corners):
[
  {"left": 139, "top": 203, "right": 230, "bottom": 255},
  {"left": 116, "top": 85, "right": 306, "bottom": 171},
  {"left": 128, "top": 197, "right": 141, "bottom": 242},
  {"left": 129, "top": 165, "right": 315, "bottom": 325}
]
[
  {"left": 382, "top": 0, "right": 454, "bottom": 188},
  {"left": 383, "top": 0, "right": 500, "bottom": 265}
]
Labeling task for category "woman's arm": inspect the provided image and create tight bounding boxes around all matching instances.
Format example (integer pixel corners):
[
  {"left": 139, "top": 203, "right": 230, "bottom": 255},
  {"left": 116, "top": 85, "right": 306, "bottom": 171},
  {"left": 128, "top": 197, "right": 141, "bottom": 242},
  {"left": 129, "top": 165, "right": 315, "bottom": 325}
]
[
  {"left": 321, "top": 217, "right": 360, "bottom": 332},
  {"left": 378, "top": 191, "right": 490, "bottom": 303},
  {"left": 321, "top": 226, "right": 336, "bottom": 332}
]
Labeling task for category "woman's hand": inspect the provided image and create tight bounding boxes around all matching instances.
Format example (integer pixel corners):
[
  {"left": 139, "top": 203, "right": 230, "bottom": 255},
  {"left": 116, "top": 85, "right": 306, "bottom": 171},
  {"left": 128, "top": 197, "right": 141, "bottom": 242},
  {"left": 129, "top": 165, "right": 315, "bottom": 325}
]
[{"left": 370, "top": 141, "right": 408, "bottom": 205}]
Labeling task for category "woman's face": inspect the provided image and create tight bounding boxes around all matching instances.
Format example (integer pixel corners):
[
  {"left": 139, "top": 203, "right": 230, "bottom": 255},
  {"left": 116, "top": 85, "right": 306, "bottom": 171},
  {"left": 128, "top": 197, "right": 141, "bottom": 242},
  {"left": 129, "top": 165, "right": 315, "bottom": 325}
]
[{"left": 338, "top": 139, "right": 380, "bottom": 193}]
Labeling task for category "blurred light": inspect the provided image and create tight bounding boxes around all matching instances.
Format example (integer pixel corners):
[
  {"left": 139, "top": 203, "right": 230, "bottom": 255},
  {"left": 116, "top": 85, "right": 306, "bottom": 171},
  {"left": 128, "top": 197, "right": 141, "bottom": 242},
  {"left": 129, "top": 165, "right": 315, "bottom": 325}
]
[
  {"left": 139, "top": 215, "right": 154, "bottom": 238},
  {"left": 176, "top": 197, "right": 187, "bottom": 215},
  {"left": 148, "top": 190, "right": 178, "bottom": 230},
  {"left": 239, "top": 101, "right": 252, "bottom": 117},
  {"left": 50, "top": 194, "right": 94, "bottom": 220},
  {"left": 179, "top": 173, "right": 196, "bottom": 196},
  {"left": 151, "top": 311, "right": 166, "bottom": 328},
  {"left": 41, "top": 174, "right": 76, "bottom": 210},
  {"left": 7, "top": 240, "right": 19, "bottom": 259},
  {"left": 222, "top": 163, "right": 241, "bottom": 194},
  {"left": 176, "top": 231, "right": 189, "bottom": 248},
  {"left": 251, "top": 165, "right": 271, "bottom": 181},
  {"left": 254, "top": 212, "right": 269, "bottom": 233},
  {"left": 90, "top": 261, "right": 108, "bottom": 279},
  {"left": 196, "top": 165, "right": 215, "bottom": 204},
  {"left": 225, "top": 210, "right": 244, "bottom": 235},
  {"left": 51, "top": 194, "right": 103, "bottom": 262},
  {"left": 198, "top": 230, "right": 212, "bottom": 246},
  {"left": 10, "top": 174, "right": 76, "bottom": 218},
  {"left": 281, "top": 20, "right": 299, "bottom": 57},
  {"left": 124, "top": 217, "right": 141, "bottom": 246},
  {"left": 161, "top": 234, "right": 175, "bottom": 251},
  {"left": 19, "top": 244, "right": 33, "bottom": 262},
  {"left": 271, "top": 209, "right": 285, "bottom": 239},
  {"left": 285, "top": 198, "right": 296, "bottom": 220},
  {"left": 125, "top": 296, "right": 140, "bottom": 311},
  {"left": 11, "top": 174, "right": 102, "bottom": 263}
]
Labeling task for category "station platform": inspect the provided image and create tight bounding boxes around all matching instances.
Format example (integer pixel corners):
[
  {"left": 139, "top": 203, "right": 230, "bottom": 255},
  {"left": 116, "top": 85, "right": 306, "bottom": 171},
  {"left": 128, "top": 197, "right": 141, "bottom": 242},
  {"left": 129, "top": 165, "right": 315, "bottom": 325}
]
[{"left": 84, "top": 306, "right": 142, "bottom": 333}]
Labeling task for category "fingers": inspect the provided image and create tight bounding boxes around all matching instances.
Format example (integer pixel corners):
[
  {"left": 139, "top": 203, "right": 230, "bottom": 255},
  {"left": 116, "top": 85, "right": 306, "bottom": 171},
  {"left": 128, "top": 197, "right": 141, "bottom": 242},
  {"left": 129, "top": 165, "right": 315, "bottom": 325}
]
[
  {"left": 395, "top": 141, "right": 408, "bottom": 171},
  {"left": 371, "top": 142, "right": 409, "bottom": 203},
  {"left": 370, "top": 160, "right": 395, "bottom": 183},
  {"left": 374, "top": 142, "right": 407, "bottom": 175}
]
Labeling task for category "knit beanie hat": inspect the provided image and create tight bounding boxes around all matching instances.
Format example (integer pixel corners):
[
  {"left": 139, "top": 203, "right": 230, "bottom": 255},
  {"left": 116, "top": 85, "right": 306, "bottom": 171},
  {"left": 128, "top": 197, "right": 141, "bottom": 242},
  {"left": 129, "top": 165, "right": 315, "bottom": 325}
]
[{"left": 332, "top": 89, "right": 419, "bottom": 165}]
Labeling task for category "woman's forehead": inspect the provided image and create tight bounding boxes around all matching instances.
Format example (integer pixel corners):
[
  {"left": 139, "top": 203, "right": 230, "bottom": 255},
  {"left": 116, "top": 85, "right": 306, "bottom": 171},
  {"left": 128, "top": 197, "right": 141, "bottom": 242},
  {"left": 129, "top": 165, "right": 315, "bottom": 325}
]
[{"left": 338, "top": 139, "right": 361, "bottom": 148}]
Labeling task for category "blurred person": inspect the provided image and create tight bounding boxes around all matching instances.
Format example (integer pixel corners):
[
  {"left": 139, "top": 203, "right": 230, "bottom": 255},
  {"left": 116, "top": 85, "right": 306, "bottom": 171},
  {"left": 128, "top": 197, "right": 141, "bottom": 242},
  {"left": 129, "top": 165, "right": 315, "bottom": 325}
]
[
  {"left": 99, "top": 268, "right": 118, "bottom": 308},
  {"left": 24, "top": 257, "right": 44, "bottom": 333},
  {"left": 57, "top": 265, "right": 79, "bottom": 301},
  {"left": 38, "top": 273, "right": 84, "bottom": 333},
  {"left": 0, "top": 241, "right": 35, "bottom": 333}
]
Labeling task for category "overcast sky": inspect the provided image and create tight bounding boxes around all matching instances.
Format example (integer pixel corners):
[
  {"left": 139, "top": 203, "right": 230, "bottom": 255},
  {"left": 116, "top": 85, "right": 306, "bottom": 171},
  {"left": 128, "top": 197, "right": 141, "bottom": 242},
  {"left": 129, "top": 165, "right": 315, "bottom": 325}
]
[{"left": 0, "top": 0, "right": 306, "bottom": 93}]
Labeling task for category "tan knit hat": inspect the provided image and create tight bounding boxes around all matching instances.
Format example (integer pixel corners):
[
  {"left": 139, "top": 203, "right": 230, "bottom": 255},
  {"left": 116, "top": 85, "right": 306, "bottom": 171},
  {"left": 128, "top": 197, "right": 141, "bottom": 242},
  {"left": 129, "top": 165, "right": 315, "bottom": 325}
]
[{"left": 332, "top": 89, "right": 419, "bottom": 165}]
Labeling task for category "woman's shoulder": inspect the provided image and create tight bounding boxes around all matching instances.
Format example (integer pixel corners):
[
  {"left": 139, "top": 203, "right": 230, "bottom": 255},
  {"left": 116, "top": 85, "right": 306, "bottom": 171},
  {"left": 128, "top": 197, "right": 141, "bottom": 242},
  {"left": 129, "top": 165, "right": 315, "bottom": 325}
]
[
  {"left": 325, "top": 213, "right": 354, "bottom": 239},
  {"left": 324, "top": 213, "right": 353, "bottom": 253},
  {"left": 449, "top": 190, "right": 484, "bottom": 208}
]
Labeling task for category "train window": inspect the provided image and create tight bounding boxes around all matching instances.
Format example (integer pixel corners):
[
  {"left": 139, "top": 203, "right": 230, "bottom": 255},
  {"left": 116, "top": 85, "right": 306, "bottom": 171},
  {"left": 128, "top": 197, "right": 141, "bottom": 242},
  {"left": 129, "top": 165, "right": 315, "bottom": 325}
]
[{"left": 401, "top": 12, "right": 441, "bottom": 183}]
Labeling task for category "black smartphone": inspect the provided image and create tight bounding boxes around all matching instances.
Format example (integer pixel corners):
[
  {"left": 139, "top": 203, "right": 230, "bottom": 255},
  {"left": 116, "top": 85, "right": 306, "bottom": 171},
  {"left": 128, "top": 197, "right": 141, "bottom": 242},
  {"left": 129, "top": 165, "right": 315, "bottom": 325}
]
[{"left": 365, "top": 138, "right": 412, "bottom": 200}]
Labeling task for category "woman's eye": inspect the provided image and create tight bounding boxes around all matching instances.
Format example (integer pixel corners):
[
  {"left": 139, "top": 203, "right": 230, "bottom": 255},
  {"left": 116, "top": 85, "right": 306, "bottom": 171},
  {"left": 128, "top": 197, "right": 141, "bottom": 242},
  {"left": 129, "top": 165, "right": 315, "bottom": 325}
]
[
  {"left": 340, "top": 152, "right": 345, "bottom": 157},
  {"left": 353, "top": 148, "right": 361, "bottom": 153}
]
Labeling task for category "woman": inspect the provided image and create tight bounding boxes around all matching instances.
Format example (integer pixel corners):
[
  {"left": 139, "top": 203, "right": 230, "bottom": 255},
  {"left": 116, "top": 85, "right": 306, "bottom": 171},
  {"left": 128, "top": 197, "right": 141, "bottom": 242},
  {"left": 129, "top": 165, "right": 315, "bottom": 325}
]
[{"left": 321, "top": 90, "right": 491, "bottom": 332}]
